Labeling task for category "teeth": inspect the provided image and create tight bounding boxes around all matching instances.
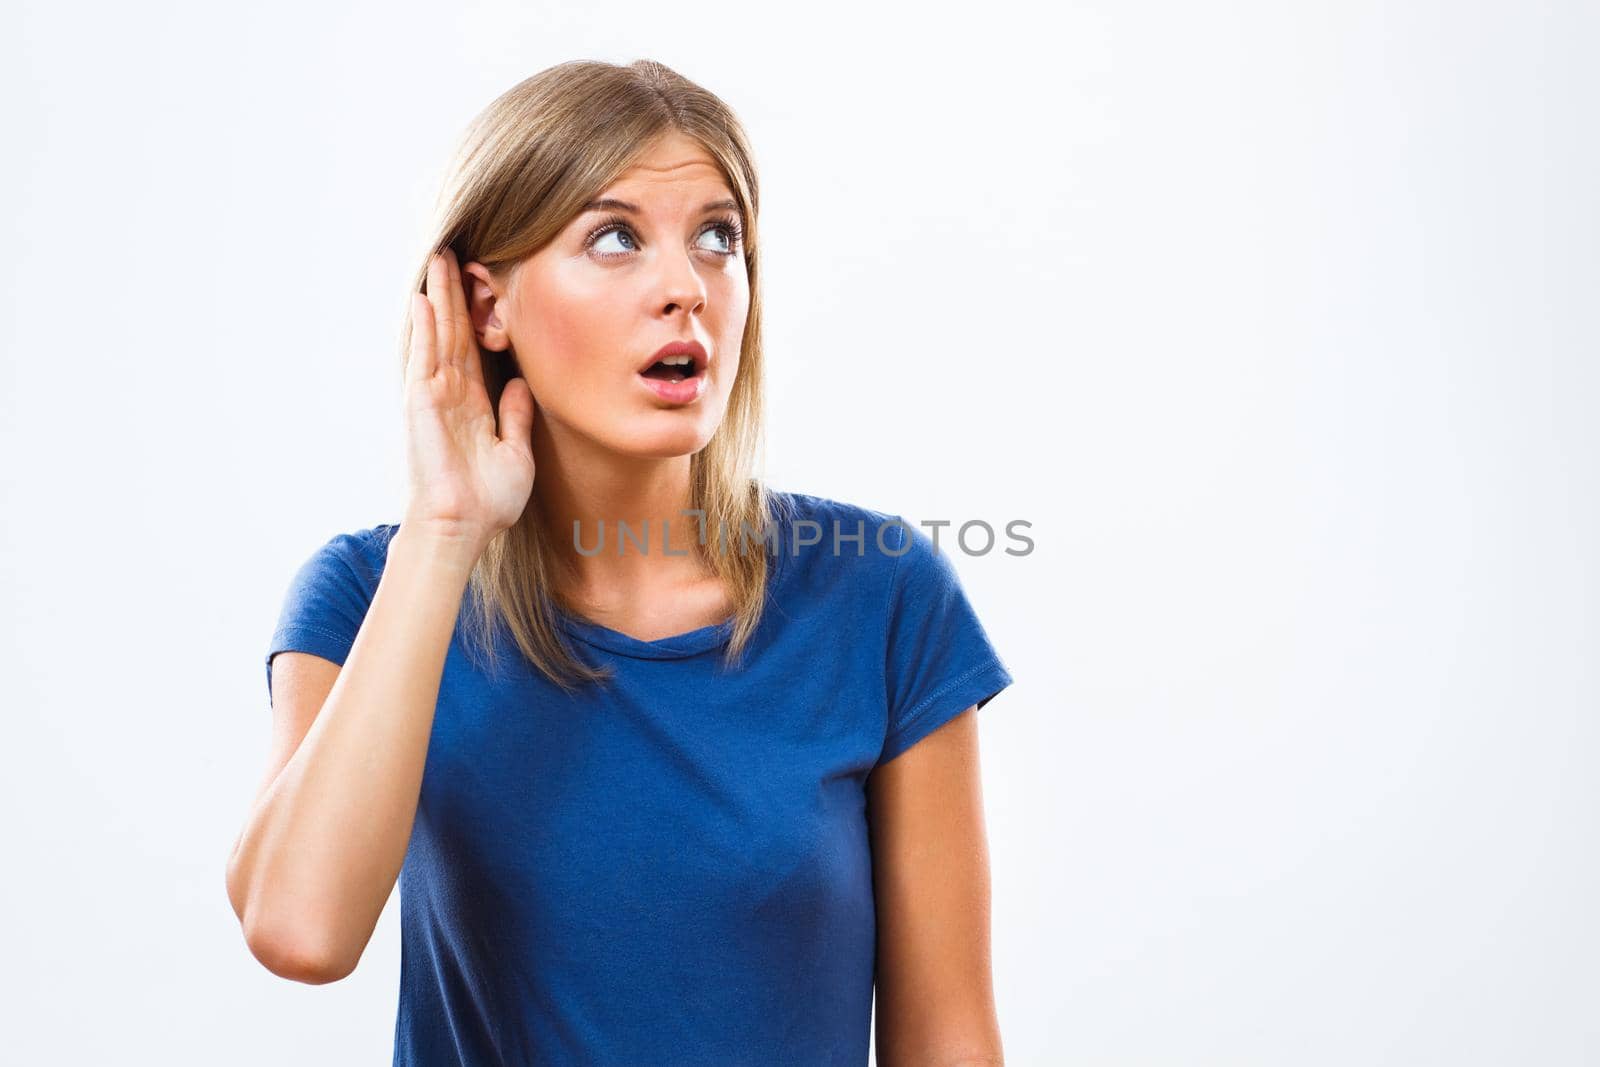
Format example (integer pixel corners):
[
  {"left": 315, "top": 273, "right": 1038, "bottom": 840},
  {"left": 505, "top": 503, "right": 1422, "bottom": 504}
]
[{"left": 659, "top": 354, "right": 694, "bottom": 366}]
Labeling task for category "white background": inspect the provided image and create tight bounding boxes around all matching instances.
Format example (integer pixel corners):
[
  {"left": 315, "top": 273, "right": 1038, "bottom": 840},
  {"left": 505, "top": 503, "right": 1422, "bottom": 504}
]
[{"left": 2, "top": 1, "right": 1595, "bottom": 1063}]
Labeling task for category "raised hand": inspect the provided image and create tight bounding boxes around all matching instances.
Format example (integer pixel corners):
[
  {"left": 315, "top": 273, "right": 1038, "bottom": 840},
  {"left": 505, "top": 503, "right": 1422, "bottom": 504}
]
[{"left": 401, "top": 247, "right": 536, "bottom": 552}]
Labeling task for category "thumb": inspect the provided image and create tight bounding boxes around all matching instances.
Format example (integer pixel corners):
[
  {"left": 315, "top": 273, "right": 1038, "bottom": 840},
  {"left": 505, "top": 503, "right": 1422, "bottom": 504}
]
[{"left": 496, "top": 376, "right": 536, "bottom": 455}]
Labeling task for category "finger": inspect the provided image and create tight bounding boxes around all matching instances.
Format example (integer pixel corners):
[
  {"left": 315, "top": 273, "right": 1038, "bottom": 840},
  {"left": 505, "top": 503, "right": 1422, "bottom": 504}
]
[
  {"left": 462, "top": 335, "right": 488, "bottom": 392},
  {"left": 444, "top": 247, "right": 475, "bottom": 372},
  {"left": 449, "top": 252, "right": 487, "bottom": 390},
  {"left": 429, "top": 251, "right": 456, "bottom": 368},
  {"left": 408, "top": 291, "right": 438, "bottom": 382},
  {"left": 496, "top": 376, "right": 536, "bottom": 455}
]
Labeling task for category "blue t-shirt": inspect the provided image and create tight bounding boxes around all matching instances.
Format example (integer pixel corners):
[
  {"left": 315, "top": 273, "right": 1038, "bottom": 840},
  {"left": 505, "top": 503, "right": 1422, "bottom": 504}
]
[{"left": 264, "top": 488, "right": 1014, "bottom": 1066}]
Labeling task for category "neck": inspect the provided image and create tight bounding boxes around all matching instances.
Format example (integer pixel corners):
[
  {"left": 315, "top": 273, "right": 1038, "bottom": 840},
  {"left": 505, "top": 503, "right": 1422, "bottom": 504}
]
[{"left": 531, "top": 416, "right": 712, "bottom": 600}]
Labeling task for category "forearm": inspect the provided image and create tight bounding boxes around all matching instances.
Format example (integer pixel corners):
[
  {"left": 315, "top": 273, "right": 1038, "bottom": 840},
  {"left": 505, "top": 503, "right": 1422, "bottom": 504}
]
[{"left": 229, "top": 526, "right": 482, "bottom": 979}]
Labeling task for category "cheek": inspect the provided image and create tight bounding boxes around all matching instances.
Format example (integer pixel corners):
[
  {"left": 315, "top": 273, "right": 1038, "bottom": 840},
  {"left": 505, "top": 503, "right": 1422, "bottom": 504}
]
[
  {"left": 716, "top": 276, "right": 751, "bottom": 357},
  {"left": 516, "top": 287, "right": 619, "bottom": 386}
]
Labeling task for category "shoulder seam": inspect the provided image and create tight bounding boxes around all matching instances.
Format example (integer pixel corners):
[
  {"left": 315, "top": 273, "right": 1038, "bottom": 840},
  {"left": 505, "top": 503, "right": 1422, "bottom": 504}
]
[
  {"left": 326, "top": 530, "right": 381, "bottom": 604},
  {"left": 880, "top": 515, "right": 911, "bottom": 737}
]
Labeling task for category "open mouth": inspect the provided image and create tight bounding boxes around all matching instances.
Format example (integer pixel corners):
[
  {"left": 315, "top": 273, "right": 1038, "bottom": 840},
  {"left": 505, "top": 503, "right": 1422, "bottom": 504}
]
[{"left": 639, "top": 356, "right": 703, "bottom": 384}]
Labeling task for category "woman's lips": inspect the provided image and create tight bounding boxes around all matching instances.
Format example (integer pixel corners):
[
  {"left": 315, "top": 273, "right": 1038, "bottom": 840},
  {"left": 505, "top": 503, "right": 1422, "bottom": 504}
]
[{"left": 637, "top": 369, "right": 707, "bottom": 405}]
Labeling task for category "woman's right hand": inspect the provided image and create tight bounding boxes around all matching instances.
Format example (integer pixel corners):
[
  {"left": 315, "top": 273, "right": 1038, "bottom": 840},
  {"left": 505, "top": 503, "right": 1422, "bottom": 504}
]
[{"left": 401, "top": 247, "right": 536, "bottom": 552}]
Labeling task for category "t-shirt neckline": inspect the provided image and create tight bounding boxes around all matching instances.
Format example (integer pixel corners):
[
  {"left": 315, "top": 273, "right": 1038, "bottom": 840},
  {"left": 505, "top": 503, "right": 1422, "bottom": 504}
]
[
  {"left": 552, "top": 498, "right": 795, "bottom": 661},
  {"left": 554, "top": 609, "right": 739, "bottom": 659}
]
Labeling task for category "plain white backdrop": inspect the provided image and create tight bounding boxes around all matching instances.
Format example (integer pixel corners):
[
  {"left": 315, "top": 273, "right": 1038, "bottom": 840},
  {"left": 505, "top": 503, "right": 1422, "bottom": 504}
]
[{"left": 2, "top": 0, "right": 1595, "bottom": 1063}]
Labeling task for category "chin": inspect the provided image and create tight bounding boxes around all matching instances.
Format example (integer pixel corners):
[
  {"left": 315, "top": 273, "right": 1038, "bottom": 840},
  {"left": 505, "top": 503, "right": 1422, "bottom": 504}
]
[{"left": 611, "top": 421, "right": 720, "bottom": 460}]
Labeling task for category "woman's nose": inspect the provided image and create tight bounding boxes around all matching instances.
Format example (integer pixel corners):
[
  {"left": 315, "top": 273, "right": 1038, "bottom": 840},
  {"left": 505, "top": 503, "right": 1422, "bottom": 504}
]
[{"left": 656, "top": 250, "right": 707, "bottom": 316}]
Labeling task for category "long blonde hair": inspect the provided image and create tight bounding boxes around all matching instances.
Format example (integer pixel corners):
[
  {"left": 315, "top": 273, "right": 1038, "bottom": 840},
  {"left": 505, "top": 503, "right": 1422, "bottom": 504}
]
[{"left": 398, "top": 59, "right": 790, "bottom": 690}]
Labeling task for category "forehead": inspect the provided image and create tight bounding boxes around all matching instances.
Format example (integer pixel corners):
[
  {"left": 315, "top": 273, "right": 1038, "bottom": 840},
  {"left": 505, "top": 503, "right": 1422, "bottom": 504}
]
[{"left": 597, "top": 133, "right": 734, "bottom": 205}]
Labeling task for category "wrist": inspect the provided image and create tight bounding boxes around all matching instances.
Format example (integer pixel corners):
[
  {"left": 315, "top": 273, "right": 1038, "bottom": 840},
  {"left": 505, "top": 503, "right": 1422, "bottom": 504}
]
[{"left": 391, "top": 520, "right": 490, "bottom": 576}]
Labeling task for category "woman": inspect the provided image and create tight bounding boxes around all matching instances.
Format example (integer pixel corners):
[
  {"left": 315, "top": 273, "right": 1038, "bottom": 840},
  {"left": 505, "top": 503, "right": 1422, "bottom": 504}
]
[{"left": 226, "top": 59, "right": 1014, "bottom": 1066}]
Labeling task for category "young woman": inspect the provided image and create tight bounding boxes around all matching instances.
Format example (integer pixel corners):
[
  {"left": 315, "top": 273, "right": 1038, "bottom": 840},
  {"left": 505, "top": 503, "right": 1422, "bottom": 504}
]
[{"left": 226, "top": 59, "right": 1014, "bottom": 1066}]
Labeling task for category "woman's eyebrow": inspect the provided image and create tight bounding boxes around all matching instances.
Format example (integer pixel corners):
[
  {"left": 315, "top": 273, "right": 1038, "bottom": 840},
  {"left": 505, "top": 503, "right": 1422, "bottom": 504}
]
[{"left": 581, "top": 197, "right": 740, "bottom": 216}]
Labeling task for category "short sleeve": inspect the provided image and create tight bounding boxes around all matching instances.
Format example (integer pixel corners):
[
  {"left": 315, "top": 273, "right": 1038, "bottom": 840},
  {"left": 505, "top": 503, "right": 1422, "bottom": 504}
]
[
  {"left": 264, "top": 529, "right": 385, "bottom": 707},
  {"left": 877, "top": 519, "right": 1014, "bottom": 767}
]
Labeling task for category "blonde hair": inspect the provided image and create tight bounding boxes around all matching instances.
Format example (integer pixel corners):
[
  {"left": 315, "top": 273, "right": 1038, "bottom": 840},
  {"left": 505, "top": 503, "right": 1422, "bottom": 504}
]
[{"left": 397, "top": 59, "right": 790, "bottom": 690}]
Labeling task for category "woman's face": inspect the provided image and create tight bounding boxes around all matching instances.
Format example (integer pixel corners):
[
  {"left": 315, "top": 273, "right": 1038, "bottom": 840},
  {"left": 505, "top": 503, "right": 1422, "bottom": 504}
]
[{"left": 464, "top": 131, "right": 749, "bottom": 461}]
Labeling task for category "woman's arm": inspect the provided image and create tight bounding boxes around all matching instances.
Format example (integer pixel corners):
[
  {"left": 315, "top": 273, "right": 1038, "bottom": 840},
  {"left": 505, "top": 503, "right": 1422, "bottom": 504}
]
[
  {"left": 226, "top": 248, "right": 535, "bottom": 984},
  {"left": 225, "top": 526, "right": 483, "bottom": 984},
  {"left": 867, "top": 705, "right": 1005, "bottom": 1067}
]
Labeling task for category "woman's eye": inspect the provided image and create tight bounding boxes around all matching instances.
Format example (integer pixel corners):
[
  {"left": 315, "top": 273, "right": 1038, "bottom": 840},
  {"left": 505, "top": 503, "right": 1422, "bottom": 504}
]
[
  {"left": 699, "top": 225, "right": 735, "bottom": 253},
  {"left": 592, "top": 227, "right": 637, "bottom": 254}
]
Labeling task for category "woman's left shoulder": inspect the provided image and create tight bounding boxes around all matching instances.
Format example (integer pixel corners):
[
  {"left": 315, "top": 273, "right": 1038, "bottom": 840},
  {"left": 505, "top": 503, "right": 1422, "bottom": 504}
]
[
  {"left": 760, "top": 487, "right": 911, "bottom": 605},
  {"left": 765, "top": 486, "right": 906, "bottom": 545}
]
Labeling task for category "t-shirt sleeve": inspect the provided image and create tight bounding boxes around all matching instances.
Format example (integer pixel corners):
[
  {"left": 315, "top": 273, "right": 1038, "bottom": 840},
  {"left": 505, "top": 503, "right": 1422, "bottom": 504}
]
[
  {"left": 264, "top": 530, "right": 380, "bottom": 707},
  {"left": 877, "top": 519, "right": 1015, "bottom": 767}
]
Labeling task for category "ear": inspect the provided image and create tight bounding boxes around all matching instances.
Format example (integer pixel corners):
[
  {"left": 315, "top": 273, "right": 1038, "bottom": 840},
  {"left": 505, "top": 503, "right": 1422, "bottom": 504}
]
[{"left": 461, "top": 261, "right": 512, "bottom": 353}]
